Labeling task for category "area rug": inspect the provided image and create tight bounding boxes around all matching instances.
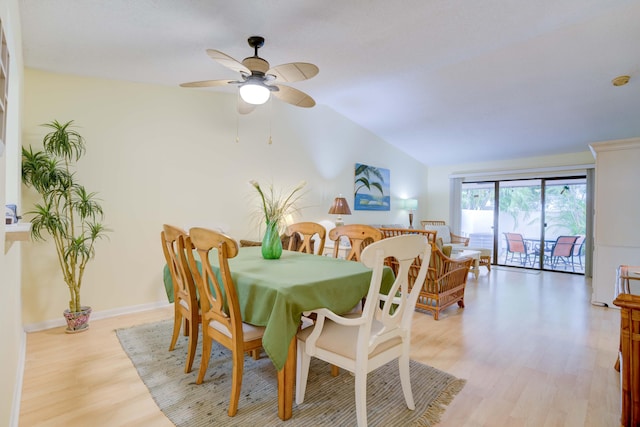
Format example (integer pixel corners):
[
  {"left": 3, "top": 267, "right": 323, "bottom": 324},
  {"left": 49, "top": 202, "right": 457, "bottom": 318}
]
[{"left": 116, "top": 319, "right": 465, "bottom": 426}]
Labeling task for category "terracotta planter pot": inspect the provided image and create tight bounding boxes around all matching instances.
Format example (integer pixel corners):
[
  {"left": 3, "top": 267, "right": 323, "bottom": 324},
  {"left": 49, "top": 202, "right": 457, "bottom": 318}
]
[{"left": 63, "top": 306, "right": 92, "bottom": 333}]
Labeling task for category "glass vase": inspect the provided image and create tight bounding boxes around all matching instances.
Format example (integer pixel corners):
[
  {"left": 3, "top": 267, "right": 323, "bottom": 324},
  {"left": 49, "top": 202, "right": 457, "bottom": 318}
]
[{"left": 261, "top": 220, "right": 283, "bottom": 260}]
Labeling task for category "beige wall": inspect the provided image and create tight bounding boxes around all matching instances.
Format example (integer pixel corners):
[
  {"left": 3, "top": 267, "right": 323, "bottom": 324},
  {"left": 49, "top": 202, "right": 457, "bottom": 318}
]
[
  {"left": 1, "top": 0, "right": 23, "bottom": 425},
  {"left": 21, "top": 69, "right": 429, "bottom": 327},
  {"left": 424, "top": 152, "right": 596, "bottom": 223}
]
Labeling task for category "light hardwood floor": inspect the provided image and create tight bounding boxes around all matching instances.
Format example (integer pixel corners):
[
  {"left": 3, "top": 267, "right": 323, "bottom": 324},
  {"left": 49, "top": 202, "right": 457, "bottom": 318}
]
[{"left": 19, "top": 267, "right": 621, "bottom": 426}]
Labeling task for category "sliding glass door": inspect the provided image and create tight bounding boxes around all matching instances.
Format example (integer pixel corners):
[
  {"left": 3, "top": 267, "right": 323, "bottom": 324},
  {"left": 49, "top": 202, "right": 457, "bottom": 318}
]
[
  {"left": 461, "top": 176, "right": 586, "bottom": 274},
  {"left": 497, "top": 180, "right": 542, "bottom": 268},
  {"left": 539, "top": 178, "right": 587, "bottom": 273},
  {"left": 460, "top": 182, "right": 495, "bottom": 253}
]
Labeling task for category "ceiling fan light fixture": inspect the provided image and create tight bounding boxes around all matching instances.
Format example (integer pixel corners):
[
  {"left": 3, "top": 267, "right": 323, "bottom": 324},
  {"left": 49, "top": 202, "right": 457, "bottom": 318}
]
[{"left": 239, "top": 82, "right": 271, "bottom": 105}]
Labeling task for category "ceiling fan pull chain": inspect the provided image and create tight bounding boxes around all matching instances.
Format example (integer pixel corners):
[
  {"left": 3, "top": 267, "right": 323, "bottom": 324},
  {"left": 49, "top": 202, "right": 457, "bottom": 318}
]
[
  {"left": 235, "top": 96, "right": 240, "bottom": 143},
  {"left": 268, "top": 100, "right": 273, "bottom": 145}
]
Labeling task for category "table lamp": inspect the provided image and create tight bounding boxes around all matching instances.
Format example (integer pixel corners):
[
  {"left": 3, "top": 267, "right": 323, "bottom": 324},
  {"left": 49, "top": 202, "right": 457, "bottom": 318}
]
[
  {"left": 328, "top": 195, "right": 351, "bottom": 226},
  {"left": 405, "top": 198, "right": 418, "bottom": 229}
]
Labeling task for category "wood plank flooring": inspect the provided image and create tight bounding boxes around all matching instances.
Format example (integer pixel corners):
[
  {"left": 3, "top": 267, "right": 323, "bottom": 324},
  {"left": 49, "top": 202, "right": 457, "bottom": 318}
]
[{"left": 19, "top": 267, "right": 621, "bottom": 426}]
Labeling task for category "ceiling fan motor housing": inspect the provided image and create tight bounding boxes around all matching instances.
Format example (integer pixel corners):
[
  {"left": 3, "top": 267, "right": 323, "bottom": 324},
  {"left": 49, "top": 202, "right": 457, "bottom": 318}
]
[{"left": 242, "top": 56, "right": 270, "bottom": 75}]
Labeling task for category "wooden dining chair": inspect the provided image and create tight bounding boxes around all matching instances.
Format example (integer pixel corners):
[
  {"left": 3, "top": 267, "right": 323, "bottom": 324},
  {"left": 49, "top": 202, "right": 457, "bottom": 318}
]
[
  {"left": 296, "top": 234, "right": 432, "bottom": 427},
  {"left": 161, "top": 224, "right": 200, "bottom": 373},
  {"left": 328, "top": 224, "right": 384, "bottom": 261},
  {"left": 286, "top": 221, "right": 326, "bottom": 254},
  {"left": 183, "top": 227, "right": 265, "bottom": 417}
]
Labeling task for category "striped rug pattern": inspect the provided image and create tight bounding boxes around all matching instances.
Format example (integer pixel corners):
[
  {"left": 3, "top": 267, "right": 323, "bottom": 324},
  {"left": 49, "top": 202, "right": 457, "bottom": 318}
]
[{"left": 116, "top": 319, "right": 465, "bottom": 426}]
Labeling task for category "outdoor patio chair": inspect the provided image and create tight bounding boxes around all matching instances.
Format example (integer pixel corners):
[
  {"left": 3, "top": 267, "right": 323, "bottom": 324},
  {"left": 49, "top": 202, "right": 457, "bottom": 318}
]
[
  {"left": 544, "top": 236, "right": 579, "bottom": 271},
  {"left": 571, "top": 236, "right": 585, "bottom": 271},
  {"left": 504, "top": 232, "right": 531, "bottom": 266}
]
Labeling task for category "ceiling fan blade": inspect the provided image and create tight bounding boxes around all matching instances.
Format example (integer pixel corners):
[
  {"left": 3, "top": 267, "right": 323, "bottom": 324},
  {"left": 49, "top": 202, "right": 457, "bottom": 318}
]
[
  {"left": 272, "top": 85, "right": 316, "bottom": 108},
  {"left": 206, "top": 49, "right": 250, "bottom": 74},
  {"left": 237, "top": 97, "right": 256, "bottom": 115},
  {"left": 268, "top": 63, "right": 319, "bottom": 83},
  {"left": 179, "top": 79, "right": 236, "bottom": 88}
]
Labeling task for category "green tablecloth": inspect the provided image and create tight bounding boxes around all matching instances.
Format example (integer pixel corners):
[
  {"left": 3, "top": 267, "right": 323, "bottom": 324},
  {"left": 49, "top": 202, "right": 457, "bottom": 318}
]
[{"left": 163, "top": 247, "right": 394, "bottom": 370}]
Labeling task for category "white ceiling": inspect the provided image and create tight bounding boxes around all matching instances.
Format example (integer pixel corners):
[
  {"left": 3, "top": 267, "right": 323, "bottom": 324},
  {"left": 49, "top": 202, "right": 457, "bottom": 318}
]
[{"left": 19, "top": 0, "right": 640, "bottom": 166}]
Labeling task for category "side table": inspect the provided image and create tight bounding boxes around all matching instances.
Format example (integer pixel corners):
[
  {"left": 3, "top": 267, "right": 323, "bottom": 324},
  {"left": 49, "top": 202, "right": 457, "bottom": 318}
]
[
  {"left": 452, "top": 249, "right": 481, "bottom": 279},
  {"left": 613, "top": 290, "right": 640, "bottom": 427}
]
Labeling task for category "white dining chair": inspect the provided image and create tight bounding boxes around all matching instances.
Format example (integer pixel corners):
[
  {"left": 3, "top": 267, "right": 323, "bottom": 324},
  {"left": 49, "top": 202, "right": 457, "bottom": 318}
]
[{"left": 295, "top": 234, "right": 431, "bottom": 427}]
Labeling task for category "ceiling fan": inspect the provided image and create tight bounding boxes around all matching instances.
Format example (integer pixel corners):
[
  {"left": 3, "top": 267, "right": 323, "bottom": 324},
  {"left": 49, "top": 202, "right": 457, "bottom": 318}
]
[{"left": 180, "top": 36, "right": 318, "bottom": 113}]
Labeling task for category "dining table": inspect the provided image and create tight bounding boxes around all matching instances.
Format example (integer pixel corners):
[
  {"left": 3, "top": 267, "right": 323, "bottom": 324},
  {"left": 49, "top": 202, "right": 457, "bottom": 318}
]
[{"left": 164, "top": 245, "right": 394, "bottom": 420}]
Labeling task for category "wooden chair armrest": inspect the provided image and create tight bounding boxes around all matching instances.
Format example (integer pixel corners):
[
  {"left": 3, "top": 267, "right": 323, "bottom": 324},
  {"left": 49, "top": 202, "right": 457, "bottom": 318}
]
[
  {"left": 450, "top": 233, "right": 470, "bottom": 246},
  {"left": 446, "top": 257, "right": 473, "bottom": 271}
]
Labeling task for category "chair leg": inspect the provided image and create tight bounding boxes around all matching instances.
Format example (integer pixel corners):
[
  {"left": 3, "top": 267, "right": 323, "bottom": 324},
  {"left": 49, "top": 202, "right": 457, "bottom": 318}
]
[
  {"left": 295, "top": 340, "right": 311, "bottom": 405},
  {"left": 196, "top": 333, "right": 212, "bottom": 385},
  {"left": 184, "top": 316, "right": 199, "bottom": 373},
  {"left": 169, "top": 310, "right": 182, "bottom": 351},
  {"left": 354, "top": 366, "right": 368, "bottom": 427},
  {"left": 398, "top": 353, "right": 415, "bottom": 410},
  {"left": 228, "top": 345, "right": 244, "bottom": 417}
]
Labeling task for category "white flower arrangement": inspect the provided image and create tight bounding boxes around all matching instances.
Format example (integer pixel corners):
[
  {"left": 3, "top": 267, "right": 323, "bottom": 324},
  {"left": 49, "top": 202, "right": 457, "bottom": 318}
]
[{"left": 249, "top": 180, "right": 307, "bottom": 230}]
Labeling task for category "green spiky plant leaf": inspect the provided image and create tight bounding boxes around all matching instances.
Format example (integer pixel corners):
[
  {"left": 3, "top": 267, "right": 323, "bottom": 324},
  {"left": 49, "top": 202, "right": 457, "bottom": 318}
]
[{"left": 22, "top": 120, "right": 110, "bottom": 313}]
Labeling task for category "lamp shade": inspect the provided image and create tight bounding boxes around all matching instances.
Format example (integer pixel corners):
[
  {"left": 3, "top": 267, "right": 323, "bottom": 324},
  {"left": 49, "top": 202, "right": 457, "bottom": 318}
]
[
  {"left": 405, "top": 198, "right": 418, "bottom": 211},
  {"left": 328, "top": 197, "right": 352, "bottom": 215},
  {"left": 239, "top": 82, "right": 271, "bottom": 105}
]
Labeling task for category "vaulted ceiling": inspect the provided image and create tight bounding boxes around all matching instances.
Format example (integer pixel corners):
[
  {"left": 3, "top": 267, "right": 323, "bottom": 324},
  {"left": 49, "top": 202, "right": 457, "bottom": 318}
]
[{"left": 20, "top": 0, "right": 640, "bottom": 165}]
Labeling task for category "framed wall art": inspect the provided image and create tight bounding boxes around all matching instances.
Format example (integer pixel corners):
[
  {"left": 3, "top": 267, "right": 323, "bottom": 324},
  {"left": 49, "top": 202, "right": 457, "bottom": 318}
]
[{"left": 354, "top": 163, "right": 390, "bottom": 211}]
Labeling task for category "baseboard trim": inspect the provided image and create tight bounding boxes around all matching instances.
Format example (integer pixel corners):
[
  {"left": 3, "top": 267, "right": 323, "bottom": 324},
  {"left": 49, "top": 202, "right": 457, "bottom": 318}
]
[
  {"left": 23, "top": 301, "right": 171, "bottom": 333},
  {"left": 492, "top": 266, "right": 541, "bottom": 275},
  {"left": 10, "top": 329, "right": 26, "bottom": 427}
]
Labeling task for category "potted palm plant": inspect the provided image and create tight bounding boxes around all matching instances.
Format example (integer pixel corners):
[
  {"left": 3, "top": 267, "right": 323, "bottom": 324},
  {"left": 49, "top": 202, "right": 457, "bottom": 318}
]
[{"left": 21, "top": 120, "right": 109, "bottom": 333}]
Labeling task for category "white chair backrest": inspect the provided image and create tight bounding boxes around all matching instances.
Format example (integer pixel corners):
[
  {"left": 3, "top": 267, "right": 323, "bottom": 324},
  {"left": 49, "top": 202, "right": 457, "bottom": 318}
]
[{"left": 360, "top": 234, "right": 431, "bottom": 350}]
